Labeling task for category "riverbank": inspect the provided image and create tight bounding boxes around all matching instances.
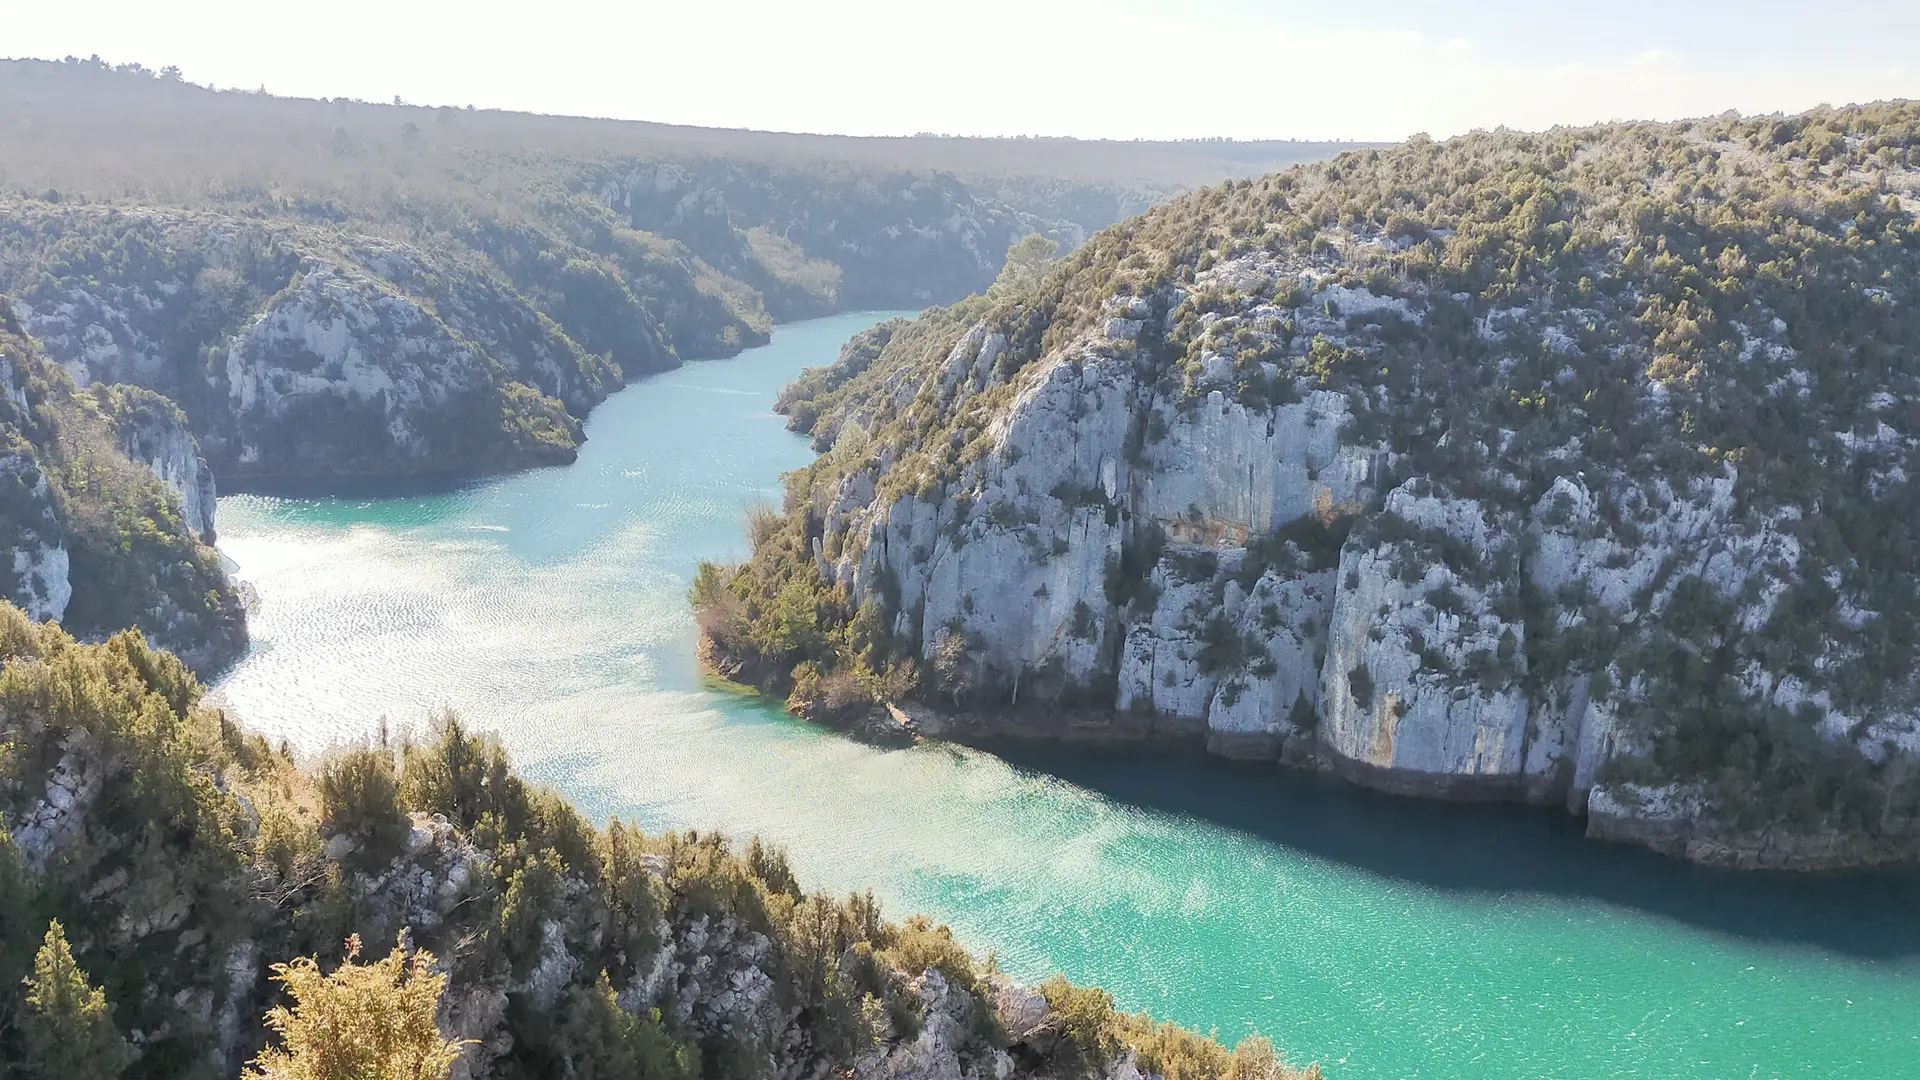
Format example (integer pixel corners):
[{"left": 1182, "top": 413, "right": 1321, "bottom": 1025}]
[{"left": 791, "top": 690, "right": 1920, "bottom": 873}]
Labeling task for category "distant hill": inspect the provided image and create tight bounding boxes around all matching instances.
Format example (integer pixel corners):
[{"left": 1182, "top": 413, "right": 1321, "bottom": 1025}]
[
  {"left": 0, "top": 57, "right": 1369, "bottom": 203},
  {"left": 0, "top": 56, "right": 1369, "bottom": 495}
]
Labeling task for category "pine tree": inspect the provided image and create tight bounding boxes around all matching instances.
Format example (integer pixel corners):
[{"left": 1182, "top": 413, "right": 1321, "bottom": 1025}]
[
  {"left": 0, "top": 827, "right": 33, "bottom": 1038},
  {"left": 20, "top": 920, "right": 132, "bottom": 1080},
  {"left": 248, "top": 934, "right": 465, "bottom": 1080},
  {"left": 989, "top": 233, "right": 1060, "bottom": 297},
  {"left": 552, "top": 976, "right": 699, "bottom": 1080}
]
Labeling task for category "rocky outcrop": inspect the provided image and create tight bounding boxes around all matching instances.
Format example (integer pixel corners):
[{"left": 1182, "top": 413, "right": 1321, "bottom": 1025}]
[
  {"left": 9, "top": 730, "right": 103, "bottom": 869},
  {"left": 1314, "top": 483, "right": 1531, "bottom": 796},
  {"left": 0, "top": 312, "right": 244, "bottom": 670},
  {"left": 0, "top": 452, "right": 71, "bottom": 623},
  {"left": 216, "top": 264, "right": 577, "bottom": 478},
  {"left": 2, "top": 206, "right": 643, "bottom": 482},
  {"left": 734, "top": 107, "right": 1920, "bottom": 869},
  {"left": 99, "top": 383, "right": 219, "bottom": 539}
]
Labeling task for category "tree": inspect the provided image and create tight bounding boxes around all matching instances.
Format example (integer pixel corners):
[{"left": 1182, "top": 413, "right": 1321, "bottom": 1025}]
[
  {"left": 1287, "top": 691, "right": 1319, "bottom": 732},
  {"left": 248, "top": 934, "right": 465, "bottom": 1080},
  {"left": 990, "top": 233, "right": 1060, "bottom": 297},
  {"left": 20, "top": 921, "right": 132, "bottom": 1080},
  {"left": 316, "top": 746, "right": 408, "bottom": 863},
  {"left": 551, "top": 977, "right": 699, "bottom": 1080},
  {"left": 1347, "top": 664, "right": 1374, "bottom": 710}
]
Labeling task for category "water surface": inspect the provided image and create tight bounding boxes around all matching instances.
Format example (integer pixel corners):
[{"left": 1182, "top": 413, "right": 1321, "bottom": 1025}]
[{"left": 213, "top": 312, "right": 1920, "bottom": 1080}]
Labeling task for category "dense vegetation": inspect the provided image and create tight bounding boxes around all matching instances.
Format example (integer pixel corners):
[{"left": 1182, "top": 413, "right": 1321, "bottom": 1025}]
[
  {"left": 0, "top": 604, "right": 1320, "bottom": 1079},
  {"left": 697, "top": 103, "right": 1920, "bottom": 861}
]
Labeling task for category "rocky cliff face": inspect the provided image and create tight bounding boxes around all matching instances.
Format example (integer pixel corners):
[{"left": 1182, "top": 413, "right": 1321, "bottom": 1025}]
[
  {"left": 716, "top": 107, "right": 1920, "bottom": 869},
  {"left": 0, "top": 447, "right": 71, "bottom": 624},
  {"left": 0, "top": 153, "right": 1131, "bottom": 485},
  {"left": 98, "top": 383, "right": 219, "bottom": 540},
  {"left": 0, "top": 312, "right": 243, "bottom": 670},
  {"left": 2, "top": 206, "right": 647, "bottom": 481}
]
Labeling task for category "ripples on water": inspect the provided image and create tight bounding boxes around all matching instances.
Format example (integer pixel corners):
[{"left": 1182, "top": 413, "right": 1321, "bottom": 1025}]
[{"left": 212, "top": 312, "right": 1919, "bottom": 1080}]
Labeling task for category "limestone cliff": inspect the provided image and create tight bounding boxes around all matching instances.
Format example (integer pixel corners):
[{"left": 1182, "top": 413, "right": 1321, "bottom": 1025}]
[
  {"left": 0, "top": 138, "right": 1150, "bottom": 485},
  {"left": 3, "top": 206, "right": 646, "bottom": 481},
  {"left": 706, "top": 107, "right": 1920, "bottom": 870},
  {"left": 0, "top": 311, "right": 243, "bottom": 670}
]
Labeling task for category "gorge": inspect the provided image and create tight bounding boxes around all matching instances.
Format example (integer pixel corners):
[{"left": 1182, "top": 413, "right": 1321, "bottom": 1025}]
[
  {"left": 207, "top": 314, "right": 1919, "bottom": 1080},
  {"left": 4, "top": 59, "right": 1920, "bottom": 1079}
]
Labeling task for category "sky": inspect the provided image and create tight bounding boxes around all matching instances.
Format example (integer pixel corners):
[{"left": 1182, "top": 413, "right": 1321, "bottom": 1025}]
[{"left": 8, "top": 0, "right": 1919, "bottom": 141}]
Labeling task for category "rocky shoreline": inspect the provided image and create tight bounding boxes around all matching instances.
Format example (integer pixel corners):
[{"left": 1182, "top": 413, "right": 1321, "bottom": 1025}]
[{"left": 708, "top": 641, "right": 1918, "bottom": 874}]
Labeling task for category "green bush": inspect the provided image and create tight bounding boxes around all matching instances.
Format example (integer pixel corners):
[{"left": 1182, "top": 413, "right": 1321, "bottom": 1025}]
[{"left": 317, "top": 747, "right": 407, "bottom": 863}]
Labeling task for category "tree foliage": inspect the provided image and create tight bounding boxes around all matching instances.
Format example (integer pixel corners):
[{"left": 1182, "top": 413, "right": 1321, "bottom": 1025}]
[
  {"left": 248, "top": 934, "right": 465, "bottom": 1080},
  {"left": 0, "top": 604, "right": 1310, "bottom": 1079},
  {"left": 990, "top": 234, "right": 1061, "bottom": 298},
  {"left": 20, "top": 921, "right": 132, "bottom": 1080}
]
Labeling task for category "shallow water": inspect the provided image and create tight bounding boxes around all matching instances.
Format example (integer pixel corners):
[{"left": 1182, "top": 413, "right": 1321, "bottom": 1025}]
[{"left": 212, "top": 312, "right": 1920, "bottom": 1080}]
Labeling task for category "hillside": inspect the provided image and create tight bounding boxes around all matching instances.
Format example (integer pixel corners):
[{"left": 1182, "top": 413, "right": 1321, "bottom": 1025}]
[
  {"left": 0, "top": 57, "right": 1362, "bottom": 485},
  {"left": 0, "top": 605, "right": 1320, "bottom": 1080},
  {"left": 0, "top": 309, "right": 244, "bottom": 671},
  {"left": 697, "top": 103, "right": 1920, "bottom": 870},
  {"left": 0, "top": 57, "right": 1359, "bottom": 207}
]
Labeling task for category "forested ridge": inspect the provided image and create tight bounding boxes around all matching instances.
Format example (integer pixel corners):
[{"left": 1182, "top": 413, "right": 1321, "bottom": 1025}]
[{"left": 0, "top": 310, "right": 244, "bottom": 672}]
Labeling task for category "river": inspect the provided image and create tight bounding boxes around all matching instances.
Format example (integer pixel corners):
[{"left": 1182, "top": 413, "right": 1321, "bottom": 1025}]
[{"left": 210, "top": 311, "right": 1920, "bottom": 1080}]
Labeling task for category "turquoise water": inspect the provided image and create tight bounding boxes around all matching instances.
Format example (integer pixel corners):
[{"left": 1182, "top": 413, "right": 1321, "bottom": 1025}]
[{"left": 211, "top": 312, "right": 1920, "bottom": 1080}]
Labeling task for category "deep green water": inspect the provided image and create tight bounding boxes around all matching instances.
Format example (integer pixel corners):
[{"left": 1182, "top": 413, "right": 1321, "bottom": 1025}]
[{"left": 212, "top": 312, "right": 1920, "bottom": 1080}]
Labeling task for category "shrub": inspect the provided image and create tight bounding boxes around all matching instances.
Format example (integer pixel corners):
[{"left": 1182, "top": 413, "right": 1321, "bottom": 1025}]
[
  {"left": 248, "top": 934, "right": 466, "bottom": 1080},
  {"left": 255, "top": 798, "right": 323, "bottom": 880},
  {"left": 1348, "top": 664, "right": 1375, "bottom": 709},
  {"left": 316, "top": 746, "right": 407, "bottom": 863},
  {"left": 881, "top": 915, "right": 981, "bottom": 994},
  {"left": 1039, "top": 975, "right": 1121, "bottom": 1075},
  {"left": 551, "top": 977, "right": 700, "bottom": 1080}
]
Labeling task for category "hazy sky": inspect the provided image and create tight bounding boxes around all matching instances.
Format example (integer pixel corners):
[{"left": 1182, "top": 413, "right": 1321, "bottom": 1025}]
[{"left": 11, "top": 1, "right": 1918, "bottom": 140}]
